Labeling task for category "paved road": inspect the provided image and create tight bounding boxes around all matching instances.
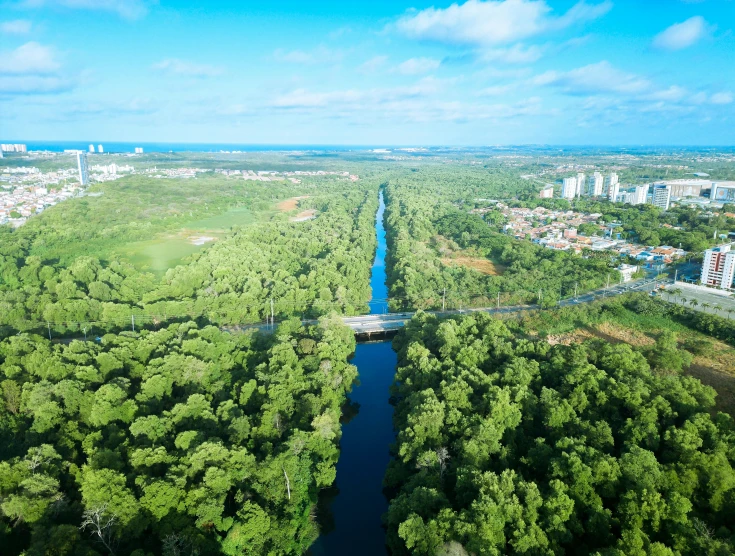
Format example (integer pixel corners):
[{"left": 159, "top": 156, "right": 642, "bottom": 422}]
[
  {"left": 229, "top": 276, "right": 669, "bottom": 336},
  {"left": 661, "top": 283, "right": 735, "bottom": 319}
]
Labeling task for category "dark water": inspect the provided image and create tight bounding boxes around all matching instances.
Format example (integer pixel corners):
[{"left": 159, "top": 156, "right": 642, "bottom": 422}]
[{"left": 311, "top": 193, "right": 396, "bottom": 555}]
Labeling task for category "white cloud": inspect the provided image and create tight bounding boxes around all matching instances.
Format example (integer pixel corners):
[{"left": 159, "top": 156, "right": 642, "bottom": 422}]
[
  {"left": 710, "top": 92, "right": 733, "bottom": 105},
  {"left": 653, "top": 16, "right": 709, "bottom": 51},
  {"left": 480, "top": 43, "right": 545, "bottom": 63},
  {"left": 358, "top": 55, "right": 389, "bottom": 73},
  {"left": 395, "top": 0, "right": 611, "bottom": 46},
  {"left": 0, "top": 74, "right": 72, "bottom": 94},
  {"left": 395, "top": 57, "right": 441, "bottom": 75},
  {"left": 477, "top": 84, "right": 517, "bottom": 96},
  {"left": 152, "top": 58, "right": 224, "bottom": 77},
  {"left": 0, "top": 42, "right": 60, "bottom": 74},
  {"left": 1, "top": 20, "right": 32, "bottom": 34},
  {"left": 15, "top": 0, "right": 150, "bottom": 20},
  {"left": 531, "top": 61, "right": 651, "bottom": 95},
  {"left": 272, "top": 46, "right": 346, "bottom": 65}
]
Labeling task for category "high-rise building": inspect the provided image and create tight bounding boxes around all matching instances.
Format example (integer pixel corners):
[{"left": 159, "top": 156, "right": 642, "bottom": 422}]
[
  {"left": 651, "top": 184, "right": 671, "bottom": 211},
  {"left": 0, "top": 149, "right": 3, "bottom": 159},
  {"left": 1, "top": 144, "right": 27, "bottom": 152},
  {"left": 701, "top": 244, "right": 735, "bottom": 290},
  {"left": 134, "top": 147, "right": 144, "bottom": 154},
  {"left": 562, "top": 177, "right": 577, "bottom": 199},
  {"left": 77, "top": 152, "right": 89, "bottom": 186},
  {"left": 539, "top": 185, "right": 554, "bottom": 198},
  {"left": 98, "top": 144, "right": 104, "bottom": 153},
  {"left": 89, "top": 144, "right": 95, "bottom": 153},
  {"left": 608, "top": 182, "right": 620, "bottom": 203},
  {"left": 576, "top": 173, "right": 586, "bottom": 197},
  {"left": 633, "top": 184, "right": 649, "bottom": 205},
  {"left": 712, "top": 183, "right": 735, "bottom": 203},
  {"left": 590, "top": 172, "right": 604, "bottom": 196}
]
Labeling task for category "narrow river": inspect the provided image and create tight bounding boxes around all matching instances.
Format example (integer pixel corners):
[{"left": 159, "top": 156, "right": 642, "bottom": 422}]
[{"left": 311, "top": 192, "right": 396, "bottom": 555}]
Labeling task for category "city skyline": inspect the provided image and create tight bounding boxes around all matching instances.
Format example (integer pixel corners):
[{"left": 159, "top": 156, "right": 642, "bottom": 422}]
[{"left": 1, "top": 0, "right": 734, "bottom": 145}]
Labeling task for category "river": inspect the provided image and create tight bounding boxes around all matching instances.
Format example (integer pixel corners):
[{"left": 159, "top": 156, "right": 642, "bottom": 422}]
[{"left": 310, "top": 192, "right": 396, "bottom": 555}]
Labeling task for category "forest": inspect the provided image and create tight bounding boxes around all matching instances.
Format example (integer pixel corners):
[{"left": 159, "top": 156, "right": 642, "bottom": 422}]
[
  {"left": 0, "top": 316, "right": 357, "bottom": 554},
  {"left": 384, "top": 310, "right": 735, "bottom": 555},
  {"left": 0, "top": 175, "right": 379, "bottom": 336},
  {"left": 383, "top": 177, "right": 617, "bottom": 311}
]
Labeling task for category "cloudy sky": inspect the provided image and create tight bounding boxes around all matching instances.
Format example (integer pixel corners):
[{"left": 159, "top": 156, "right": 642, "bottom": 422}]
[{"left": 1, "top": 0, "right": 733, "bottom": 145}]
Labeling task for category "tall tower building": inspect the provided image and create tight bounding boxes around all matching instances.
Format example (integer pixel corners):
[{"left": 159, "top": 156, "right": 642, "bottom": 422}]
[
  {"left": 701, "top": 244, "right": 735, "bottom": 290},
  {"left": 77, "top": 152, "right": 89, "bottom": 186},
  {"left": 576, "top": 173, "right": 586, "bottom": 197},
  {"left": 98, "top": 144, "right": 104, "bottom": 153},
  {"left": 88, "top": 144, "right": 95, "bottom": 153},
  {"left": 651, "top": 184, "right": 671, "bottom": 211},
  {"left": 608, "top": 182, "right": 620, "bottom": 203},
  {"left": 591, "top": 172, "right": 604, "bottom": 196},
  {"left": 633, "top": 184, "right": 649, "bottom": 205},
  {"left": 562, "top": 177, "right": 578, "bottom": 199}
]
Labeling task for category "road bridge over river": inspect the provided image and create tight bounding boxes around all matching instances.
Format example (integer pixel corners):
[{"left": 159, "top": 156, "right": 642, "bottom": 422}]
[{"left": 235, "top": 276, "right": 669, "bottom": 339}]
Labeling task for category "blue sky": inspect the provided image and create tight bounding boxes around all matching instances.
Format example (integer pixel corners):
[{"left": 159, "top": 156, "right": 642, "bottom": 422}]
[{"left": 1, "top": 0, "right": 733, "bottom": 145}]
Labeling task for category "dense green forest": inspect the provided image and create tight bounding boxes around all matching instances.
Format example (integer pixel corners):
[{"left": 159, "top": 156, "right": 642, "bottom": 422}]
[
  {"left": 385, "top": 310, "right": 735, "bottom": 555},
  {"left": 0, "top": 316, "right": 357, "bottom": 554},
  {"left": 0, "top": 175, "right": 379, "bottom": 335},
  {"left": 384, "top": 177, "right": 617, "bottom": 311}
]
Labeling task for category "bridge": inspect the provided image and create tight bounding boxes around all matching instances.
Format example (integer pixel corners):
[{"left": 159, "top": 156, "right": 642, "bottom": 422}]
[{"left": 237, "top": 276, "right": 668, "bottom": 339}]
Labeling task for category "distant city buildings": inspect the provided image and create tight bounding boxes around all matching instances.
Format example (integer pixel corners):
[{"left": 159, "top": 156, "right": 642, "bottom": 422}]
[
  {"left": 1, "top": 144, "right": 27, "bottom": 153},
  {"left": 712, "top": 182, "right": 735, "bottom": 203},
  {"left": 88, "top": 144, "right": 95, "bottom": 153},
  {"left": 701, "top": 244, "right": 735, "bottom": 290},
  {"left": 98, "top": 144, "right": 104, "bottom": 153},
  {"left": 591, "top": 172, "right": 604, "bottom": 196},
  {"left": 576, "top": 173, "right": 585, "bottom": 198},
  {"left": 76, "top": 153, "right": 89, "bottom": 186},
  {"left": 633, "top": 184, "right": 649, "bottom": 205},
  {"left": 608, "top": 181, "right": 620, "bottom": 203},
  {"left": 652, "top": 184, "right": 671, "bottom": 211},
  {"left": 539, "top": 185, "right": 554, "bottom": 198},
  {"left": 134, "top": 147, "right": 144, "bottom": 154},
  {"left": 562, "top": 177, "right": 577, "bottom": 199}
]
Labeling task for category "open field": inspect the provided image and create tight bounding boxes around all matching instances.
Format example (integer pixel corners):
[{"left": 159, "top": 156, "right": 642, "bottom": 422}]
[
  {"left": 440, "top": 255, "right": 504, "bottom": 276},
  {"left": 278, "top": 195, "right": 310, "bottom": 212}
]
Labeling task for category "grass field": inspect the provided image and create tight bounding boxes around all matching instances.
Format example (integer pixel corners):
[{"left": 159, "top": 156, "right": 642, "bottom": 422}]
[{"left": 117, "top": 205, "right": 274, "bottom": 274}]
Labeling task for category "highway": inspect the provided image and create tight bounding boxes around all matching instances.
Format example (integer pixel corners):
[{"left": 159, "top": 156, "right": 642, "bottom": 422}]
[{"left": 232, "top": 276, "right": 669, "bottom": 337}]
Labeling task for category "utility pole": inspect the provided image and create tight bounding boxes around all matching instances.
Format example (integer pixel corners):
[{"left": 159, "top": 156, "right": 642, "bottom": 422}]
[
  {"left": 574, "top": 283, "right": 578, "bottom": 300},
  {"left": 674, "top": 269, "right": 678, "bottom": 283},
  {"left": 131, "top": 315, "right": 135, "bottom": 332},
  {"left": 47, "top": 322, "right": 51, "bottom": 341},
  {"left": 442, "top": 288, "right": 446, "bottom": 312},
  {"left": 538, "top": 289, "right": 542, "bottom": 305},
  {"left": 83, "top": 326, "right": 87, "bottom": 341},
  {"left": 270, "top": 298, "right": 275, "bottom": 330},
  {"left": 497, "top": 291, "right": 500, "bottom": 310}
]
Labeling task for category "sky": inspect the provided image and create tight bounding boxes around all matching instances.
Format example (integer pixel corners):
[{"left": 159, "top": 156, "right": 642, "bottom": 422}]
[{"left": 1, "top": 0, "right": 734, "bottom": 145}]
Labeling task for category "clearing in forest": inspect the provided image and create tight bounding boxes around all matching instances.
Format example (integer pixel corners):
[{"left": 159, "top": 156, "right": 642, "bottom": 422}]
[
  {"left": 277, "top": 195, "right": 310, "bottom": 212},
  {"left": 291, "top": 209, "right": 317, "bottom": 222},
  {"left": 543, "top": 320, "right": 735, "bottom": 416},
  {"left": 440, "top": 256, "right": 504, "bottom": 276}
]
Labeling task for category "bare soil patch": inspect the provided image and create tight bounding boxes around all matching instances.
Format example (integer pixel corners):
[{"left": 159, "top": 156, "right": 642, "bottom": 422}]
[
  {"left": 290, "top": 209, "right": 317, "bottom": 222},
  {"left": 277, "top": 196, "right": 310, "bottom": 212},
  {"left": 441, "top": 256, "right": 504, "bottom": 276}
]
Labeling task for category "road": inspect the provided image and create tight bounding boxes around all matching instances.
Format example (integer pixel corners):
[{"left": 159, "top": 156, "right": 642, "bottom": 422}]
[
  {"left": 661, "top": 283, "right": 735, "bottom": 320},
  {"left": 230, "top": 276, "right": 669, "bottom": 337}
]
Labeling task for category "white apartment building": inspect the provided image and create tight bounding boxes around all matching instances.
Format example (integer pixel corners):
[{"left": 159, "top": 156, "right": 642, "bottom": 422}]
[
  {"left": 539, "top": 185, "right": 554, "bottom": 198},
  {"left": 562, "top": 177, "right": 578, "bottom": 199},
  {"left": 652, "top": 184, "right": 671, "bottom": 211},
  {"left": 98, "top": 144, "right": 104, "bottom": 153},
  {"left": 88, "top": 144, "right": 95, "bottom": 153},
  {"left": 633, "top": 184, "right": 649, "bottom": 205},
  {"left": 590, "top": 172, "right": 604, "bottom": 196},
  {"left": 608, "top": 182, "right": 620, "bottom": 203},
  {"left": 135, "top": 147, "right": 144, "bottom": 154},
  {"left": 576, "top": 173, "right": 585, "bottom": 197},
  {"left": 701, "top": 244, "right": 735, "bottom": 290}
]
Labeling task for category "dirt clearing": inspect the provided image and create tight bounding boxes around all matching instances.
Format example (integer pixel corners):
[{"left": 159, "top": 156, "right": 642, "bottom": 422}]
[
  {"left": 277, "top": 196, "right": 310, "bottom": 212},
  {"left": 441, "top": 256, "right": 504, "bottom": 276}
]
